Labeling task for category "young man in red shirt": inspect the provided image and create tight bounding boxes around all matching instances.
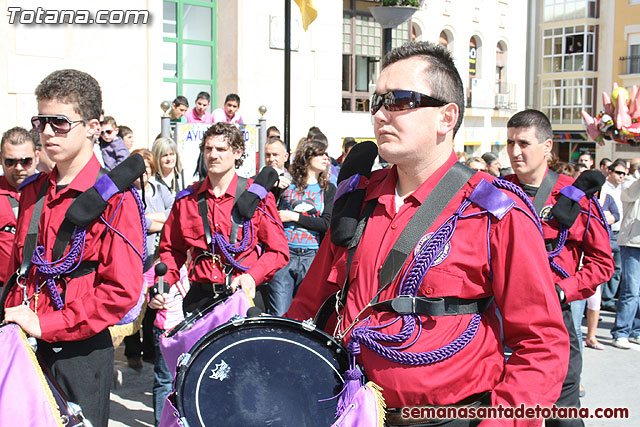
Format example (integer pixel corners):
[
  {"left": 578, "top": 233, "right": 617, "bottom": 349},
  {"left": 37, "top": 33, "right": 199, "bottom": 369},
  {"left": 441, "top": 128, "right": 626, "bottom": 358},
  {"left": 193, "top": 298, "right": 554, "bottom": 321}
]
[
  {"left": 287, "top": 42, "right": 569, "bottom": 426},
  {"left": 0, "top": 127, "right": 40, "bottom": 286},
  {"left": 504, "top": 109, "right": 614, "bottom": 427},
  {"left": 1, "top": 69, "right": 145, "bottom": 426},
  {"left": 157, "top": 122, "right": 288, "bottom": 314}
]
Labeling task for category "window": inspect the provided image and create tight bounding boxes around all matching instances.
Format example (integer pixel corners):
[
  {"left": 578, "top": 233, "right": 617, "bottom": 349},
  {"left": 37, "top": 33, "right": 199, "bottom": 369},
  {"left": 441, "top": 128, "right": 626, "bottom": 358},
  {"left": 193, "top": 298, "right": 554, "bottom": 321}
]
[
  {"left": 543, "top": 0, "right": 597, "bottom": 22},
  {"left": 542, "top": 25, "right": 596, "bottom": 73},
  {"left": 541, "top": 78, "right": 595, "bottom": 124},
  {"left": 630, "top": 44, "right": 640, "bottom": 74},
  {"left": 342, "top": 3, "right": 410, "bottom": 113},
  {"left": 467, "top": 36, "right": 481, "bottom": 107},
  {"left": 162, "top": 1, "right": 217, "bottom": 106}
]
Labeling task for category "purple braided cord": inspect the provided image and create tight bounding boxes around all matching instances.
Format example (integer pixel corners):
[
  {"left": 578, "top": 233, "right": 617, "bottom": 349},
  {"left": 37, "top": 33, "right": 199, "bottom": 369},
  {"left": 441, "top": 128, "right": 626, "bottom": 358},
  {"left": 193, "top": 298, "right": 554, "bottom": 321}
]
[
  {"left": 31, "top": 227, "right": 87, "bottom": 311},
  {"left": 348, "top": 198, "right": 482, "bottom": 365},
  {"left": 494, "top": 178, "right": 543, "bottom": 234},
  {"left": 212, "top": 220, "right": 253, "bottom": 272},
  {"left": 131, "top": 185, "right": 148, "bottom": 264}
]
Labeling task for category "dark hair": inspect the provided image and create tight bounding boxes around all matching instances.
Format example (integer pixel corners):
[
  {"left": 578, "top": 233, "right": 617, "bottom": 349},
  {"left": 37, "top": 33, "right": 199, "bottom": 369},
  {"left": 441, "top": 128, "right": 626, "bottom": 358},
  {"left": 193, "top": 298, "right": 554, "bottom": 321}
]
[
  {"left": 599, "top": 157, "right": 612, "bottom": 168},
  {"left": 343, "top": 137, "right": 357, "bottom": 152},
  {"left": 578, "top": 152, "right": 593, "bottom": 161},
  {"left": 382, "top": 41, "right": 465, "bottom": 136},
  {"left": 101, "top": 116, "right": 117, "bottom": 127},
  {"left": 173, "top": 96, "right": 189, "bottom": 108},
  {"left": 290, "top": 140, "right": 329, "bottom": 192},
  {"left": 225, "top": 93, "right": 240, "bottom": 105},
  {"left": 200, "top": 122, "right": 246, "bottom": 168},
  {"left": 196, "top": 91, "right": 211, "bottom": 103},
  {"left": 1, "top": 127, "right": 38, "bottom": 152},
  {"left": 608, "top": 159, "right": 627, "bottom": 172},
  {"left": 507, "top": 109, "right": 553, "bottom": 143},
  {"left": 266, "top": 125, "right": 280, "bottom": 137},
  {"left": 118, "top": 125, "right": 132, "bottom": 138},
  {"left": 130, "top": 148, "right": 158, "bottom": 175},
  {"left": 307, "top": 127, "right": 326, "bottom": 144},
  {"left": 551, "top": 161, "right": 575, "bottom": 177},
  {"left": 265, "top": 137, "right": 287, "bottom": 151},
  {"left": 481, "top": 152, "right": 499, "bottom": 165},
  {"left": 35, "top": 69, "right": 102, "bottom": 121}
]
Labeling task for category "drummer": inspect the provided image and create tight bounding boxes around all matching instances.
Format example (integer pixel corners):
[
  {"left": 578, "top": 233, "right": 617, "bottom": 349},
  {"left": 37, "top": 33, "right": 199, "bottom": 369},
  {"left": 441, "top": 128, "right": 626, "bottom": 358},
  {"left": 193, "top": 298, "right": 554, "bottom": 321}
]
[
  {"left": 286, "top": 41, "right": 569, "bottom": 426},
  {"left": 155, "top": 122, "right": 288, "bottom": 314}
]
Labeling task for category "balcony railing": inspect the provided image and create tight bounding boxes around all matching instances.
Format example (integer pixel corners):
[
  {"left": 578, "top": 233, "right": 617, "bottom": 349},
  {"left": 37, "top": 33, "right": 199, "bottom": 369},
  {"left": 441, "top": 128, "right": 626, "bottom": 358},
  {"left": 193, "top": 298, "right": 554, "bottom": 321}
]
[{"left": 619, "top": 55, "right": 640, "bottom": 75}]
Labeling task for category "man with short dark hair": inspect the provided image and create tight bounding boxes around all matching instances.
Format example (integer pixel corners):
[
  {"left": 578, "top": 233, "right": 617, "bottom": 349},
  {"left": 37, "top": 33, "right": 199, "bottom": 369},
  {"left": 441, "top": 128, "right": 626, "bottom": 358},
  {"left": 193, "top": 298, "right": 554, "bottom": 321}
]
[
  {"left": 600, "top": 159, "right": 627, "bottom": 312},
  {"left": 0, "top": 127, "right": 40, "bottom": 285},
  {"left": 169, "top": 96, "right": 189, "bottom": 123},
  {"left": 157, "top": 122, "right": 288, "bottom": 314},
  {"left": 185, "top": 91, "right": 213, "bottom": 124},
  {"left": 1, "top": 69, "right": 145, "bottom": 426},
  {"left": 504, "top": 109, "right": 614, "bottom": 427},
  {"left": 266, "top": 125, "right": 280, "bottom": 140},
  {"left": 287, "top": 42, "right": 568, "bottom": 424},
  {"left": 337, "top": 137, "right": 357, "bottom": 164},
  {"left": 599, "top": 157, "right": 612, "bottom": 177},
  {"left": 578, "top": 152, "right": 594, "bottom": 169},
  {"left": 213, "top": 93, "right": 244, "bottom": 125}
]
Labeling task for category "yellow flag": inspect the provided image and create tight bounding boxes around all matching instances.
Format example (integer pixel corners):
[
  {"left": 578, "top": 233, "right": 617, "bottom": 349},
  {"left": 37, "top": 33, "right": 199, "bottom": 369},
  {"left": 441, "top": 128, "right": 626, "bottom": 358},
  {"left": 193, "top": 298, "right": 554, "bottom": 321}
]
[{"left": 294, "top": 0, "right": 317, "bottom": 31}]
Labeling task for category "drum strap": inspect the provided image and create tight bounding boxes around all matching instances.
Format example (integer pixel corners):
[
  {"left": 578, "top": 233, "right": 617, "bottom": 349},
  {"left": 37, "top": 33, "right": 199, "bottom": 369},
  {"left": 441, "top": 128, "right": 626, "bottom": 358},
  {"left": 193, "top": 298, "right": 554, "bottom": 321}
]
[
  {"left": 532, "top": 169, "right": 559, "bottom": 215},
  {"left": 196, "top": 176, "right": 248, "bottom": 277}
]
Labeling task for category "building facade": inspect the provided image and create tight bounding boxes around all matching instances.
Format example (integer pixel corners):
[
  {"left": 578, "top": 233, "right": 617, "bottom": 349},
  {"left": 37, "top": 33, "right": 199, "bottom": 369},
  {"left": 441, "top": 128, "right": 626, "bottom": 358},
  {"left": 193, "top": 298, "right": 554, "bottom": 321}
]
[{"left": 1, "top": 0, "right": 527, "bottom": 165}]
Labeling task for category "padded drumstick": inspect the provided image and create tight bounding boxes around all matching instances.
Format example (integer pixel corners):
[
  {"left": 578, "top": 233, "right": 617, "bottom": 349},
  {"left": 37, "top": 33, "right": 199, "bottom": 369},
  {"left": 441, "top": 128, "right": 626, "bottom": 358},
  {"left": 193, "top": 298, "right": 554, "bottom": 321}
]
[
  {"left": 155, "top": 262, "right": 168, "bottom": 294},
  {"left": 246, "top": 306, "right": 263, "bottom": 317}
]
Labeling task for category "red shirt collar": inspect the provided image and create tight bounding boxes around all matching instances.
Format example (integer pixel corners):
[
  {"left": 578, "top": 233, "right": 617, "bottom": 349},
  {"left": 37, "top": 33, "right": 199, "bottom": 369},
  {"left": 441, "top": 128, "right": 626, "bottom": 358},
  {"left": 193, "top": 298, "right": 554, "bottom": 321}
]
[
  {"left": 196, "top": 173, "right": 238, "bottom": 198},
  {"left": 0, "top": 175, "right": 19, "bottom": 195},
  {"left": 366, "top": 151, "right": 459, "bottom": 205},
  {"left": 47, "top": 155, "right": 102, "bottom": 194}
]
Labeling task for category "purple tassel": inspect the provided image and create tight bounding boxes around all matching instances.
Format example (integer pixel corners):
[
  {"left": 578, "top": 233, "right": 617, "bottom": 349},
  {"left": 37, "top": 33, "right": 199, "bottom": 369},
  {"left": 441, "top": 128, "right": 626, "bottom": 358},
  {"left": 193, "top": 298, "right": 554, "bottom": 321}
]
[{"left": 336, "top": 367, "right": 363, "bottom": 418}]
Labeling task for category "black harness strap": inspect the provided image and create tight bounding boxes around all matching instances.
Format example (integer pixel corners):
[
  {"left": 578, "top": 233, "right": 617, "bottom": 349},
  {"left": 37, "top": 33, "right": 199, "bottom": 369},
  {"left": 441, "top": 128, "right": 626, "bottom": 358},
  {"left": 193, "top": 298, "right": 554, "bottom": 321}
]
[
  {"left": 7, "top": 195, "right": 18, "bottom": 219},
  {"left": 315, "top": 162, "right": 478, "bottom": 327},
  {"left": 370, "top": 295, "right": 493, "bottom": 317},
  {"left": 195, "top": 176, "right": 249, "bottom": 269},
  {"left": 532, "top": 169, "right": 559, "bottom": 215}
]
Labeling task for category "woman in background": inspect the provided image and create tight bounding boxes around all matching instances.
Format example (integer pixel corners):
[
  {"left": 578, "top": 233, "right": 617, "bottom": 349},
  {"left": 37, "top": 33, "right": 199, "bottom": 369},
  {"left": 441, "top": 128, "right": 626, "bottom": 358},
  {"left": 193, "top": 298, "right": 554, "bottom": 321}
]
[{"left": 152, "top": 137, "right": 185, "bottom": 195}]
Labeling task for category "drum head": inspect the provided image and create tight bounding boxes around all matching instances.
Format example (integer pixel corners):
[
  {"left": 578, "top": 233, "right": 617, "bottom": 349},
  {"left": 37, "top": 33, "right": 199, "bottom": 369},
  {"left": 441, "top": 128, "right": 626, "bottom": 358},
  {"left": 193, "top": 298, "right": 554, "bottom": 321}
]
[{"left": 176, "top": 317, "right": 348, "bottom": 427}]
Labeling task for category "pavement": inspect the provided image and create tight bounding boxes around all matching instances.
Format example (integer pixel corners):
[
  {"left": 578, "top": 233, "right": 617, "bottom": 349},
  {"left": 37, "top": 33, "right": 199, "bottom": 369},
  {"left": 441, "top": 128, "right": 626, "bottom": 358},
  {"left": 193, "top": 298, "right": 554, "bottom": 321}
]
[{"left": 107, "top": 311, "right": 640, "bottom": 427}]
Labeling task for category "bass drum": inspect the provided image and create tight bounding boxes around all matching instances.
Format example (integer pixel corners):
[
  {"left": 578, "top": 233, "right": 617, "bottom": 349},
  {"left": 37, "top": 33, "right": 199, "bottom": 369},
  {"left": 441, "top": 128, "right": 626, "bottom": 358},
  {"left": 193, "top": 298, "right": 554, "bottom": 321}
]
[{"left": 175, "top": 317, "right": 349, "bottom": 427}]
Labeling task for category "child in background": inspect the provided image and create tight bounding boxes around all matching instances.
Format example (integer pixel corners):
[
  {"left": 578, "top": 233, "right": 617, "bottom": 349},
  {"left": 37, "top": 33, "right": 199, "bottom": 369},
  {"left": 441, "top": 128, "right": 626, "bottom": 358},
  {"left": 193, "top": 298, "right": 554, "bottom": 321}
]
[
  {"left": 99, "top": 116, "right": 130, "bottom": 170},
  {"left": 118, "top": 126, "right": 134, "bottom": 150}
]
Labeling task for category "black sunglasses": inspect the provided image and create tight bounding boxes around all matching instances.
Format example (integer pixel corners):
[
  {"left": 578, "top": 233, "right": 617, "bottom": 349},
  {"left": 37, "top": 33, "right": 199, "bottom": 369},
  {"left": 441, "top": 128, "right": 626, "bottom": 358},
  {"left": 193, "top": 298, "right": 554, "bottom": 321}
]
[
  {"left": 4, "top": 157, "right": 33, "bottom": 168},
  {"left": 613, "top": 170, "right": 627, "bottom": 177},
  {"left": 371, "top": 90, "right": 448, "bottom": 115},
  {"left": 101, "top": 129, "right": 115, "bottom": 135},
  {"left": 31, "top": 115, "right": 86, "bottom": 135}
]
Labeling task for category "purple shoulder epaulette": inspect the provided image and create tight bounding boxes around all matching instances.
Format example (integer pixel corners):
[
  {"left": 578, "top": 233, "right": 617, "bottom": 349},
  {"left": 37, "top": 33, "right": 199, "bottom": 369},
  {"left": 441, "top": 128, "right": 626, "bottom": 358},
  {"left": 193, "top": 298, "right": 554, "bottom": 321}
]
[
  {"left": 18, "top": 172, "right": 42, "bottom": 191},
  {"left": 176, "top": 186, "right": 194, "bottom": 201}
]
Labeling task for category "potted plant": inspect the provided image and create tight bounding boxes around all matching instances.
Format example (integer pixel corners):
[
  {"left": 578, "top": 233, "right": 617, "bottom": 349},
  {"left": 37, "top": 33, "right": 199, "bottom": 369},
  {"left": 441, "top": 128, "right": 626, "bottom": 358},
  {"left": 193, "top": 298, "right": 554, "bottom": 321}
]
[{"left": 370, "top": 0, "right": 424, "bottom": 28}]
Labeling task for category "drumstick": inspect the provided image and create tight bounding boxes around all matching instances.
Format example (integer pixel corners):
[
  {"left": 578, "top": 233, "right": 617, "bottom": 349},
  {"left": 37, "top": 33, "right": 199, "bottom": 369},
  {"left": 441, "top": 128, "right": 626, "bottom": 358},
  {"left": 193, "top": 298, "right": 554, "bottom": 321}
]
[{"left": 155, "top": 262, "right": 168, "bottom": 295}]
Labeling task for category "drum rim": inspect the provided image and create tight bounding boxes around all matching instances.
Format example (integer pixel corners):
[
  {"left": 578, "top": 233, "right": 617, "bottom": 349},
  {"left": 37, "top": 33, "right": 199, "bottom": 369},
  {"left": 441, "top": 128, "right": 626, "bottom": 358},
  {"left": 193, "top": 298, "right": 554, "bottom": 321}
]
[
  {"left": 164, "top": 297, "right": 227, "bottom": 338},
  {"left": 174, "top": 316, "right": 349, "bottom": 422}
]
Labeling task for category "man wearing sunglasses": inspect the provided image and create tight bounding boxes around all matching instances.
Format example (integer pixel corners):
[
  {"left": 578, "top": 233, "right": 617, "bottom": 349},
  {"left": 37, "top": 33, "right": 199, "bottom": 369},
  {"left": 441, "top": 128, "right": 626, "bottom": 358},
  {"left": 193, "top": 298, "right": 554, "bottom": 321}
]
[
  {"left": 0, "top": 127, "right": 40, "bottom": 288},
  {"left": 503, "top": 109, "right": 614, "bottom": 426},
  {"left": 1, "top": 69, "right": 144, "bottom": 427},
  {"left": 287, "top": 42, "right": 568, "bottom": 425}
]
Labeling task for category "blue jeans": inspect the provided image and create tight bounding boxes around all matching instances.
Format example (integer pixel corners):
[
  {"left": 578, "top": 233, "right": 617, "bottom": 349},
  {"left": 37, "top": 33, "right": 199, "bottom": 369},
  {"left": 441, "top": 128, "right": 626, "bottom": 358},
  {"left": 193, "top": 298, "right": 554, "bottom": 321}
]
[
  {"left": 266, "top": 247, "right": 317, "bottom": 316},
  {"left": 570, "top": 299, "right": 586, "bottom": 354},
  {"left": 153, "top": 326, "right": 172, "bottom": 426},
  {"left": 601, "top": 231, "right": 621, "bottom": 309},
  {"left": 611, "top": 246, "right": 640, "bottom": 339}
]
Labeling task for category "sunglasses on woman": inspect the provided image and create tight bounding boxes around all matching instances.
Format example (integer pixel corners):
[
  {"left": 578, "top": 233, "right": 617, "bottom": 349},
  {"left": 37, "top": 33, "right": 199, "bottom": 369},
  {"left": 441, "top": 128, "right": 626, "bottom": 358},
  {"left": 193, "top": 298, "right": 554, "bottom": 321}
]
[
  {"left": 370, "top": 90, "right": 448, "bottom": 115},
  {"left": 31, "top": 115, "right": 86, "bottom": 135}
]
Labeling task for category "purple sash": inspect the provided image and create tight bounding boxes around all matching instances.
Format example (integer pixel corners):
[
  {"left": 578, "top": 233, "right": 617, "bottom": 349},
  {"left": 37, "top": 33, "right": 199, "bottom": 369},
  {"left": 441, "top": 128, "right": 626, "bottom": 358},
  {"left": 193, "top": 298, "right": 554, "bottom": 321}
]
[
  {"left": 158, "top": 393, "right": 182, "bottom": 427},
  {"left": 0, "top": 324, "right": 64, "bottom": 426},
  {"left": 159, "top": 290, "right": 252, "bottom": 377},
  {"left": 331, "top": 382, "right": 386, "bottom": 427}
]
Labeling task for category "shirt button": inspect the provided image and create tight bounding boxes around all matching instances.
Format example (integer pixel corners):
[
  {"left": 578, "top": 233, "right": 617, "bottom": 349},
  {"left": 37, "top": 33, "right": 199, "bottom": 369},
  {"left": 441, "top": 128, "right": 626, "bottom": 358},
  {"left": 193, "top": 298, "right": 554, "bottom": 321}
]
[
  {"left": 425, "top": 287, "right": 433, "bottom": 295},
  {"left": 391, "top": 224, "right": 398, "bottom": 229},
  {"left": 378, "top": 265, "right": 383, "bottom": 271}
]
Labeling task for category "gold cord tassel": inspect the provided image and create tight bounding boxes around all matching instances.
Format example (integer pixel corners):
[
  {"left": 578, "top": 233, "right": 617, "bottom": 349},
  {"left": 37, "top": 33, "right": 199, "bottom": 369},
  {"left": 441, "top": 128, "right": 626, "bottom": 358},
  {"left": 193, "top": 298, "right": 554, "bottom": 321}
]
[{"left": 365, "top": 381, "right": 386, "bottom": 427}]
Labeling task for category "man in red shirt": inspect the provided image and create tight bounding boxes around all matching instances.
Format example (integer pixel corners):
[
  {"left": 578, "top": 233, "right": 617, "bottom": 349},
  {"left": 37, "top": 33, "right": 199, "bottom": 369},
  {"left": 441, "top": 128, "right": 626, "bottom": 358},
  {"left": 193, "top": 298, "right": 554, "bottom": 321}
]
[
  {"left": 0, "top": 127, "right": 40, "bottom": 286},
  {"left": 503, "top": 109, "right": 614, "bottom": 427},
  {"left": 1, "top": 69, "right": 145, "bottom": 427},
  {"left": 157, "top": 122, "right": 288, "bottom": 314},
  {"left": 287, "top": 42, "right": 568, "bottom": 426}
]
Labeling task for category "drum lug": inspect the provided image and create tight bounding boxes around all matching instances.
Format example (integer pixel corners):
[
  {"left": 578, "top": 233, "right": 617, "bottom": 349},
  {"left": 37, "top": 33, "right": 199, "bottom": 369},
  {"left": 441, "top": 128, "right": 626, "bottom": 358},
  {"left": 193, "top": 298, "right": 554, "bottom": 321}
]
[
  {"left": 177, "top": 352, "right": 191, "bottom": 368},
  {"left": 302, "top": 318, "right": 317, "bottom": 332},
  {"left": 231, "top": 315, "right": 245, "bottom": 327}
]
